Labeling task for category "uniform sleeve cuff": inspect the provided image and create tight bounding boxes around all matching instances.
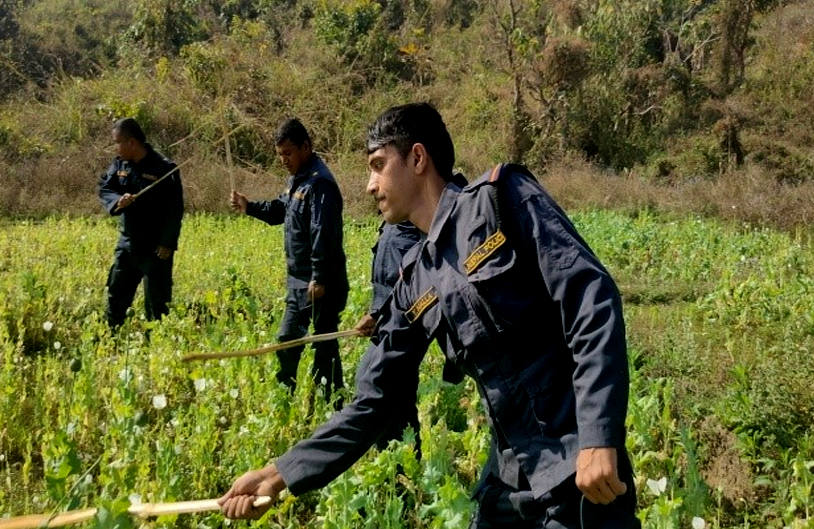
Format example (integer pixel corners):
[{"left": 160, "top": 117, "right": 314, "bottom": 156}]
[{"left": 578, "top": 423, "right": 626, "bottom": 449}]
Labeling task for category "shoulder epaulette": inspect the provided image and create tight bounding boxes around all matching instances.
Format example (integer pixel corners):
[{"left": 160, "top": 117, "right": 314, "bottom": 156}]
[{"left": 467, "top": 163, "right": 537, "bottom": 190}]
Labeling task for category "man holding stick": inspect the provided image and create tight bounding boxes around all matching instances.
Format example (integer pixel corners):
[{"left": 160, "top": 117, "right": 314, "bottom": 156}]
[
  {"left": 98, "top": 117, "right": 184, "bottom": 328},
  {"left": 230, "top": 118, "right": 348, "bottom": 402},
  {"left": 219, "top": 103, "right": 639, "bottom": 528}
]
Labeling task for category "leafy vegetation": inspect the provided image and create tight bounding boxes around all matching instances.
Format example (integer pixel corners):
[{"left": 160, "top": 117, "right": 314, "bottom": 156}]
[
  {"left": 1, "top": 212, "right": 814, "bottom": 527},
  {"left": 3, "top": 0, "right": 814, "bottom": 527}
]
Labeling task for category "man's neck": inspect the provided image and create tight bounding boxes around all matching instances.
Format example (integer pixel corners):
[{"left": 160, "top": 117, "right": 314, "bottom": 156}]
[
  {"left": 410, "top": 175, "right": 447, "bottom": 234},
  {"left": 132, "top": 144, "right": 149, "bottom": 163}
]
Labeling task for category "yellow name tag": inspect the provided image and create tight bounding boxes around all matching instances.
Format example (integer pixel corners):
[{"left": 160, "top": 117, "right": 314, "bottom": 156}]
[
  {"left": 405, "top": 288, "right": 438, "bottom": 323},
  {"left": 141, "top": 173, "right": 158, "bottom": 181},
  {"left": 464, "top": 229, "right": 506, "bottom": 274}
]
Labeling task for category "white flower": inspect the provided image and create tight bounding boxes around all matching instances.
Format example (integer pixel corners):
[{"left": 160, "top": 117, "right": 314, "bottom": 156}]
[
  {"left": 53, "top": 341, "right": 62, "bottom": 351},
  {"left": 646, "top": 476, "right": 668, "bottom": 497},
  {"left": 152, "top": 394, "right": 167, "bottom": 410},
  {"left": 692, "top": 517, "right": 706, "bottom": 529},
  {"left": 128, "top": 494, "right": 142, "bottom": 506},
  {"left": 119, "top": 367, "right": 132, "bottom": 382},
  {"left": 229, "top": 389, "right": 239, "bottom": 399},
  {"left": 194, "top": 378, "right": 206, "bottom": 392},
  {"left": 43, "top": 321, "right": 53, "bottom": 332}
]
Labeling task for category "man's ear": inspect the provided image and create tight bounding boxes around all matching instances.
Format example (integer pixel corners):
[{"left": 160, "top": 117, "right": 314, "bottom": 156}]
[{"left": 411, "top": 143, "right": 429, "bottom": 174}]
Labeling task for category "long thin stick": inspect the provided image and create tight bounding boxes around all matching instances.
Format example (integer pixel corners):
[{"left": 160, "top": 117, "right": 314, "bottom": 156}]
[
  {"left": 112, "top": 158, "right": 192, "bottom": 213},
  {"left": 0, "top": 508, "right": 97, "bottom": 529},
  {"left": 128, "top": 495, "right": 271, "bottom": 518},
  {"left": 182, "top": 329, "right": 362, "bottom": 362},
  {"left": 0, "top": 497, "right": 272, "bottom": 529},
  {"left": 222, "top": 108, "right": 235, "bottom": 192}
]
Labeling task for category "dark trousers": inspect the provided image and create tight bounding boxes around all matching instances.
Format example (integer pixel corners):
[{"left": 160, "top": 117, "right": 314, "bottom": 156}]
[
  {"left": 470, "top": 454, "right": 640, "bottom": 529},
  {"left": 106, "top": 246, "right": 173, "bottom": 328},
  {"left": 276, "top": 286, "right": 347, "bottom": 400}
]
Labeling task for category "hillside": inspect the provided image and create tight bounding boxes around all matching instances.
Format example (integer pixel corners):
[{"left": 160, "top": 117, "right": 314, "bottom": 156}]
[{"left": 0, "top": 0, "right": 813, "bottom": 228}]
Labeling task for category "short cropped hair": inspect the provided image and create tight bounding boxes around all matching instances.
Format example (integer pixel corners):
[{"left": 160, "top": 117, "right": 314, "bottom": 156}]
[
  {"left": 113, "top": 118, "right": 146, "bottom": 144},
  {"left": 274, "top": 118, "right": 311, "bottom": 147},
  {"left": 366, "top": 102, "right": 455, "bottom": 180}
]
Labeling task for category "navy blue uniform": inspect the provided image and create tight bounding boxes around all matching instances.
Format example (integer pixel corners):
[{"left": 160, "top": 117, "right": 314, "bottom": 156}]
[
  {"left": 247, "top": 154, "right": 348, "bottom": 399},
  {"left": 273, "top": 165, "right": 637, "bottom": 527},
  {"left": 360, "top": 221, "right": 423, "bottom": 453},
  {"left": 98, "top": 145, "right": 183, "bottom": 327}
]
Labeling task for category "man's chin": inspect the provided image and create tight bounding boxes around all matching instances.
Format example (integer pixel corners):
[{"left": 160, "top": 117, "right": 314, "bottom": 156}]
[{"left": 381, "top": 211, "right": 404, "bottom": 225}]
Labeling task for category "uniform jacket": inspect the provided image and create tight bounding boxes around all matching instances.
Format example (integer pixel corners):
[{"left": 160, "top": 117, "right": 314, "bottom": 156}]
[
  {"left": 247, "top": 155, "right": 348, "bottom": 292},
  {"left": 98, "top": 144, "right": 184, "bottom": 254},
  {"left": 275, "top": 164, "right": 629, "bottom": 500},
  {"left": 369, "top": 221, "right": 422, "bottom": 318}
]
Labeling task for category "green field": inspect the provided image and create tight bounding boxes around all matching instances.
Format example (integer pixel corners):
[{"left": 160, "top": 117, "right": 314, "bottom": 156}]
[{"left": 2, "top": 212, "right": 814, "bottom": 528}]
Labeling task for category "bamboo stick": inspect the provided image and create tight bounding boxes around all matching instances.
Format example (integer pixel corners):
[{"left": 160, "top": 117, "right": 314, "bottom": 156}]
[
  {"left": 128, "top": 495, "right": 271, "bottom": 518},
  {"left": 0, "top": 497, "right": 272, "bottom": 529},
  {"left": 181, "top": 329, "right": 362, "bottom": 362},
  {"left": 112, "top": 158, "right": 192, "bottom": 213},
  {"left": 0, "top": 508, "right": 98, "bottom": 529}
]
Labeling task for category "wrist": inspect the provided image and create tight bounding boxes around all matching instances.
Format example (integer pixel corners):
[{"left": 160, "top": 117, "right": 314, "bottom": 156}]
[{"left": 262, "top": 464, "right": 287, "bottom": 494}]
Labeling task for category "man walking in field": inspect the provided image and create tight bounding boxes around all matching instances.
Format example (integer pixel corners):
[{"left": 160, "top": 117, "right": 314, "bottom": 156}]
[
  {"left": 219, "top": 103, "right": 639, "bottom": 528},
  {"left": 230, "top": 118, "right": 349, "bottom": 403},
  {"left": 98, "top": 117, "right": 184, "bottom": 329}
]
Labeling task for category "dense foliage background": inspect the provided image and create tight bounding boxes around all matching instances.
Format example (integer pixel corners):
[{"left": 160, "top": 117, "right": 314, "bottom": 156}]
[
  {"left": 0, "top": 0, "right": 813, "bottom": 228},
  {"left": 2, "top": 0, "right": 814, "bottom": 527}
]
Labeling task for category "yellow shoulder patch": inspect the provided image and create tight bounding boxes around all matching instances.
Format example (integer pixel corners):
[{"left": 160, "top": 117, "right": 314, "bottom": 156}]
[
  {"left": 293, "top": 191, "right": 306, "bottom": 200},
  {"left": 405, "top": 287, "right": 438, "bottom": 323},
  {"left": 464, "top": 230, "right": 506, "bottom": 274},
  {"left": 116, "top": 170, "right": 129, "bottom": 178}
]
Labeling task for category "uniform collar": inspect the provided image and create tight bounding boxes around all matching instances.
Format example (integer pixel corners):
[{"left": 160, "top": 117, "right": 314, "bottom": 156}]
[
  {"left": 426, "top": 181, "right": 463, "bottom": 244},
  {"left": 290, "top": 154, "right": 319, "bottom": 183}
]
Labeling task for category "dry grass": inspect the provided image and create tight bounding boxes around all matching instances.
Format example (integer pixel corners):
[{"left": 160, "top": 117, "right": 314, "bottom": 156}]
[
  {"left": 4, "top": 146, "right": 814, "bottom": 235},
  {"left": 540, "top": 153, "right": 814, "bottom": 232}
]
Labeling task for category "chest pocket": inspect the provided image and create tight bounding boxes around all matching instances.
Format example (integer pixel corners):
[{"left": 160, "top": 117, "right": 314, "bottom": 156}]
[
  {"left": 289, "top": 188, "right": 308, "bottom": 214},
  {"left": 462, "top": 214, "right": 544, "bottom": 333}
]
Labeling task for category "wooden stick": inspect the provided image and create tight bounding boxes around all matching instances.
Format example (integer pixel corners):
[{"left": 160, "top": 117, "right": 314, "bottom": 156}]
[
  {"left": 222, "top": 110, "right": 235, "bottom": 192},
  {"left": 128, "top": 495, "right": 271, "bottom": 518},
  {"left": 0, "top": 508, "right": 97, "bottom": 529},
  {"left": 0, "top": 497, "right": 272, "bottom": 528},
  {"left": 112, "top": 158, "right": 192, "bottom": 213},
  {"left": 182, "top": 329, "right": 362, "bottom": 362}
]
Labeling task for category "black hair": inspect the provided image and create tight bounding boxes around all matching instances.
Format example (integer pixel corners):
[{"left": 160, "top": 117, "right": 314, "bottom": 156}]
[
  {"left": 366, "top": 102, "right": 455, "bottom": 180},
  {"left": 274, "top": 117, "right": 311, "bottom": 147},
  {"left": 113, "top": 117, "right": 146, "bottom": 144}
]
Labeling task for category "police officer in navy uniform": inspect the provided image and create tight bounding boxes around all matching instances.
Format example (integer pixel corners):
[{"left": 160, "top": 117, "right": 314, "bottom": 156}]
[
  {"left": 220, "top": 103, "right": 640, "bottom": 528},
  {"left": 354, "top": 220, "right": 423, "bottom": 455},
  {"left": 98, "top": 118, "right": 184, "bottom": 328},
  {"left": 230, "top": 118, "right": 348, "bottom": 402}
]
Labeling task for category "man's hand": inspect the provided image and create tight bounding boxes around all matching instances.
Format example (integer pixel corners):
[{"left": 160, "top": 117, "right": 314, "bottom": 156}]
[
  {"left": 354, "top": 313, "right": 376, "bottom": 337},
  {"left": 116, "top": 193, "right": 136, "bottom": 210},
  {"left": 575, "top": 447, "right": 627, "bottom": 505},
  {"left": 230, "top": 190, "right": 248, "bottom": 214},
  {"left": 218, "top": 464, "right": 286, "bottom": 520},
  {"left": 156, "top": 246, "right": 173, "bottom": 260},
  {"left": 308, "top": 281, "right": 325, "bottom": 302}
]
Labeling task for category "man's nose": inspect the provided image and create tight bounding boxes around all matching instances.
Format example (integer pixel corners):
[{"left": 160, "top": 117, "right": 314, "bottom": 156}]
[{"left": 365, "top": 174, "right": 377, "bottom": 195}]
